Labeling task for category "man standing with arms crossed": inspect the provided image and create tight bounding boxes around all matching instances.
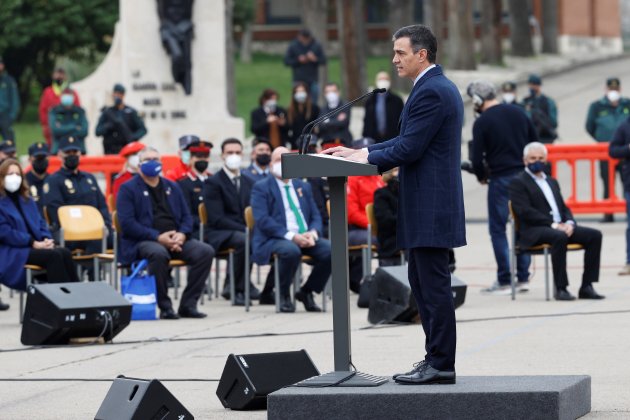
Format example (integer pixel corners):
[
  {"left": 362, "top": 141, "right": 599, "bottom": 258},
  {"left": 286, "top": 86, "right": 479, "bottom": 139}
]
[{"left": 323, "top": 25, "right": 465, "bottom": 385}]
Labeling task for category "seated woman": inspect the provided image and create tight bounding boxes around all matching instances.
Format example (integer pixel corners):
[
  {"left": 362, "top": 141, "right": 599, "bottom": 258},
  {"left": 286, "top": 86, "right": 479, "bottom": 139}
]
[
  {"left": 250, "top": 88, "right": 289, "bottom": 149},
  {"left": 0, "top": 159, "right": 79, "bottom": 290},
  {"left": 287, "top": 82, "right": 320, "bottom": 150}
]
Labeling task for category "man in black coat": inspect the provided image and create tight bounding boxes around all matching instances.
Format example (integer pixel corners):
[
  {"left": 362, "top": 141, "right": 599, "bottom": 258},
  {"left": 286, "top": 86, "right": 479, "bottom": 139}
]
[
  {"left": 284, "top": 29, "right": 327, "bottom": 104},
  {"left": 203, "top": 138, "right": 260, "bottom": 304},
  {"left": 363, "top": 72, "right": 404, "bottom": 143},
  {"left": 373, "top": 169, "right": 400, "bottom": 265},
  {"left": 509, "top": 142, "right": 604, "bottom": 301}
]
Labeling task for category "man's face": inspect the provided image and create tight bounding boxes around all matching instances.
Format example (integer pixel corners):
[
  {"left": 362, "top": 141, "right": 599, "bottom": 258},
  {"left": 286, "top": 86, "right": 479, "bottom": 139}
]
[
  {"left": 524, "top": 148, "right": 547, "bottom": 165},
  {"left": 222, "top": 143, "right": 242, "bottom": 162},
  {"left": 189, "top": 150, "right": 210, "bottom": 168},
  {"left": 140, "top": 149, "right": 160, "bottom": 164},
  {"left": 0, "top": 63, "right": 5, "bottom": 73},
  {"left": 253, "top": 142, "right": 271, "bottom": 159},
  {"left": 53, "top": 70, "right": 66, "bottom": 82},
  {"left": 298, "top": 35, "right": 310, "bottom": 45},
  {"left": 324, "top": 85, "right": 338, "bottom": 97},
  {"left": 271, "top": 147, "right": 289, "bottom": 170},
  {"left": 393, "top": 37, "right": 425, "bottom": 80},
  {"left": 528, "top": 83, "right": 541, "bottom": 94},
  {"left": 113, "top": 92, "right": 124, "bottom": 103}
]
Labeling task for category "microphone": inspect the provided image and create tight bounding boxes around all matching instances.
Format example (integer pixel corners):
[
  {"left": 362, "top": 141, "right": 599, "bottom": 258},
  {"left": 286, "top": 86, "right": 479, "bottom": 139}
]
[{"left": 299, "top": 88, "right": 387, "bottom": 154}]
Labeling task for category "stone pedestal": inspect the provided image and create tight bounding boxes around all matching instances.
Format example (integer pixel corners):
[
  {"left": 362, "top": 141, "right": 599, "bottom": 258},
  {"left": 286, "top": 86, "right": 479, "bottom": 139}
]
[{"left": 73, "top": 0, "right": 243, "bottom": 155}]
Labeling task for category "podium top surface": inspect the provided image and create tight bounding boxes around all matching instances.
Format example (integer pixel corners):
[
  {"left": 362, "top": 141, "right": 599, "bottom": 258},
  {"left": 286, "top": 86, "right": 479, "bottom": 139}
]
[{"left": 281, "top": 153, "right": 379, "bottom": 179}]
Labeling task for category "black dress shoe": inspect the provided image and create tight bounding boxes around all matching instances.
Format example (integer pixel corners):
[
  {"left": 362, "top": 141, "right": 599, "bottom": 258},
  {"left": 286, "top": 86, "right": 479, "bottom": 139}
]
[
  {"left": 0, "top": 298, "right": 9, "bottom": 311},
  {"left": 395, "top": 365, "right": 456, "bottom": 385},
  {"left": 599, "top": 214, "right": 614, "bottom": 223},
  {"left": 178, "top": 307, "right": 207, "bottom": 318},
  {"left": 392, "top": 360, "right": 427, "bottom": 380},
  {"left": 233, "top": 292, "right": 245, "bottom": 306},
  {"left": 279, "top": 296, "right": 295, "bottom": 313},
  {"left": 295, "top": 289, "right": 322, "bottom": 312},
  {"left": 160, "top": 308, "right": 180, "bottom": 320},
  {"left": 249, "top": 285, "right": 261, "bottom": 300},
  {"left": 259, "top": 292, "right": 275, "bottom": 305},
  {"left": 578, "top": 284, "right": 605, "bottom": 300},
  {"left": 555, "top": 289, "right": 576, "bottom": 301}
]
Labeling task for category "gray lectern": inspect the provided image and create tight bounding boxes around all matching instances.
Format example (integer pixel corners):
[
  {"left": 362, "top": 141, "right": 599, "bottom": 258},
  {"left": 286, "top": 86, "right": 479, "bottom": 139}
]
[{"left": 282, "top": 152, "right": 387, "bottom": 387}]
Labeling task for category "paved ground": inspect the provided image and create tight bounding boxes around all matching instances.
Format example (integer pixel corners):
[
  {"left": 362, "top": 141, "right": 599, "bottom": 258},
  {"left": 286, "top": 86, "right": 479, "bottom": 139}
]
[{"left": 3, "top": 56, "right": 630, "bottom": 419}]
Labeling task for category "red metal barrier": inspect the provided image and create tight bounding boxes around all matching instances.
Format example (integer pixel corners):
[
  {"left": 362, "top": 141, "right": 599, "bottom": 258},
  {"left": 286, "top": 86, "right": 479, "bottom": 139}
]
[{"left": 546, "top": 143, "right": 625, "bottom": 214}]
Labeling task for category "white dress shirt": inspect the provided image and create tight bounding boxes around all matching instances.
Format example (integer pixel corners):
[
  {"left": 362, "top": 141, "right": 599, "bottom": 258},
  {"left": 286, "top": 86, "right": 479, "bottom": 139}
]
[
  {"left": 275, "top": 178, "right": 307, "bottom": 240},
  {"left": 525, "top": 168, "right": 566, "bottom": 224},
  {"left": 413, "top": 63, "right": 437, "bottom": 86}
]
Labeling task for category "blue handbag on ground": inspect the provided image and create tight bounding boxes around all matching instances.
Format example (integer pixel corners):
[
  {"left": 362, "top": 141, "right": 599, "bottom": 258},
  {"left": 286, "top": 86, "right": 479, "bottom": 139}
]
[{"left": 121, "top": 259, "right": 157, "bottom": 320}]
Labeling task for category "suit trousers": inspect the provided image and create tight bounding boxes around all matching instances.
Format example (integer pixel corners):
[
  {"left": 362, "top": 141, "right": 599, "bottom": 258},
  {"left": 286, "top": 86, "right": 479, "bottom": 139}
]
[
  {"left": 528, "top": 225, "right": 602, "bottom": 290},
  {"left": 26, "top": 247, "right": 80, "bottom": 283},
  {"left": 137, "top": 239, "right": 214, "bottom": 311},
  {"left": 408, "top": 247, "right": 456, "bottom": 372},
  {"left": 209, "top": 230, "right": 247, "bottom": 293}
]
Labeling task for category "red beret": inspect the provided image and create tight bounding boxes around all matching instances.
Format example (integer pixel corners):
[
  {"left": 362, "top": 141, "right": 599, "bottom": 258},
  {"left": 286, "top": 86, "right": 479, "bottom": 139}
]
[{"left": 119, "top": 141, "right": 146, "bottom": 157}]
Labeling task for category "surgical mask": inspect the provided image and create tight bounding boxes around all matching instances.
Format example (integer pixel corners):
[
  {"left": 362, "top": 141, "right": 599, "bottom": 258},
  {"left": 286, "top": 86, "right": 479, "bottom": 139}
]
[
  {"left": 225, "top": 154, "right": 242, "bottom": 170},
  {"left": 502, "top": 93, "right": 516, "bottom": 104},
  {"left": 271, "top": 162, "right": 283, "bottom": 178},
  {"left": 294, "top": 91, "right": 308, "bottom": 103},
  {"left": 60, "top": 94, "right": 74, "bottom": 107},
  {"left": 180, "top": 150, "right": 191, "bottom": 165},
  {"left": 264, "top": 100, "right": 277, "bottom": 112},
  {"left": 194, "top": 160, "right": 209, "bottom": 173},
  {"left": 376, "top": 79, "right": 390, "bottom": 90},
  {"left": 607, "top": 90, "right": 621, "bottom": 103},
  {"left": 325, "top": 92, "right": 339, "bottom": 108},
  {"left": 4, "top": 174, "right": 22, "bottom": 193},
  {"left": 527, "top": 161, "right": 546, "bottom": 174},
  {"left": 255, "top": 153, "right": 271, "bottom": 166},
  {"left": 140, "top": 160, "right": 162, "bottom": 177},
  {"left": 64, "top": 154, "right": 80, "bottom": 170},
  {"left": 32, "top": 158, "right": 49, "bottom": 175},
  {"left": 127, "top": 154, "right": 140, "bottom": 170},
  {"left": 114, "top": 97, "right": 123, "bottom": 106}
]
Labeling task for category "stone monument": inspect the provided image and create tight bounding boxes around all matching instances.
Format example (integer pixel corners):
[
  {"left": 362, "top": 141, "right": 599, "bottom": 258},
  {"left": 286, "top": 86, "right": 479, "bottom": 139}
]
[{"left": 74, "top": 0, "right": 243, "bottom": 155}]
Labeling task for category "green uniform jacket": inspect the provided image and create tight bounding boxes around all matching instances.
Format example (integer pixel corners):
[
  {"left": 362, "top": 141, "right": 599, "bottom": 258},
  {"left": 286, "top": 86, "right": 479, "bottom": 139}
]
[
  {"left": 48, "top": 105, "right": 89, "bottom": 153},
  {"left": 0, "top": 72, "right": 20, "bottom": 121},
  {"left": 585, "top": 96, "right": 630, "bottom": 142}
]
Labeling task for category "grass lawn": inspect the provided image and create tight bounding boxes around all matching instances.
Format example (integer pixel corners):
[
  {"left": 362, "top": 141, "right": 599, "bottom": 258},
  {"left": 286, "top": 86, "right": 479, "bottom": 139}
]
[{"left": 13, "top": 53, "right": 394, "bottom": 151}]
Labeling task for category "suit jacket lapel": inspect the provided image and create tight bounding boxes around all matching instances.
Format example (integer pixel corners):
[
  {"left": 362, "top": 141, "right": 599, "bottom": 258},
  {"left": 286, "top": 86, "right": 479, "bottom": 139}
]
[{"left": 270, "top": 177, "right": 287, "bottom": 226}]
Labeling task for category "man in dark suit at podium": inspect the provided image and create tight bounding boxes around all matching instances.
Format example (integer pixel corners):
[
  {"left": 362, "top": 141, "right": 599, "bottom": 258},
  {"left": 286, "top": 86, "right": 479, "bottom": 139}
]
[{"left": 323, "top": 25, "right": 465, "bottom": 385}]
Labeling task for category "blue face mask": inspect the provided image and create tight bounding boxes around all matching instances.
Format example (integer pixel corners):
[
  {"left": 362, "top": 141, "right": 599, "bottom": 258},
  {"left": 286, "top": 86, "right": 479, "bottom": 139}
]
[
  {"left": 60, "top": 94, "right": 74, "bottom": 107},
  {"left": 180, "top": 150, "right": 191, "bottom": 165},
  {"left": 140, "top": 160, "right": 162, "bottom": 177},
  {"left": 527, "top": 161, "right": 546, "bottom": 174}
]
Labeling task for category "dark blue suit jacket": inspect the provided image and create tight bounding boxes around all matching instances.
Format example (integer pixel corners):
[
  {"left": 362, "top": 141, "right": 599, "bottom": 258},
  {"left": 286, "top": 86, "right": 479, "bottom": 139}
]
[
  {"left": 367, "top": 65, "right": 466, "bottom": 249},
  {"left": 116, "top": 175, "right": 193, "bottom": 265},
  {"left": 250, "top": 176, "right": 322, "bottom": 264},
  {"left": 0, "top": 195, "right": 51, "bottom": 290}
]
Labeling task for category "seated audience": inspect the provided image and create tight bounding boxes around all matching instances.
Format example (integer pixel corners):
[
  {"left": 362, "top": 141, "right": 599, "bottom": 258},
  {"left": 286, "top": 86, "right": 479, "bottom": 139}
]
[
  {"left": 24, "top": 142, "right": 50, "bottom": 219},
  {"left": 243, "top": 137, "right": 272, "bottom": 183},
  {"left": 203, "top": 138, "right": 259, "bottom": 305},
  {"left": 0, "top": 159, "right": 79, "bottom": 291},
  {"left": 112, "top": 141, "right": 146, "bottom": 201},
  {"left": 509, "top": 142, "right": 604, "bottom": 300},
  {"left": 177, "top": 138, "right": 213, "bottom": 236},
  {"left": 117, "top": 146, "right": 214, "bottom": 319},
  {"left": 251, "top": 89, "right": 288, "bottom": 149},
  {"left": 251, "top": 147, "right": 331, "bottom": 312},
  {"left": 286, "top": 82, "right": 320, "bottom": 149}
]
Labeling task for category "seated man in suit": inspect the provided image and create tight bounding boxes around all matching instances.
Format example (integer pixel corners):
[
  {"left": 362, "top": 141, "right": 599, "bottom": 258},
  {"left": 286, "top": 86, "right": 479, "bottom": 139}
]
[
  {"left": 117, "top": 146, "right": 215, "bottom": 319},
  {"left": 242, "top": 137, "right": 272, "bottom": 183},
  {"left": 250, "top": 146, "right": 331, "bottom": 312},
  {"left": 509, "top": 142, "right": 604, "bottom": 301},
  {"left": 177, "top": 138, "right": 213, "bottom": 238},
  {"left": 203, "top": 138, "right": 260, "bottom": 305}
]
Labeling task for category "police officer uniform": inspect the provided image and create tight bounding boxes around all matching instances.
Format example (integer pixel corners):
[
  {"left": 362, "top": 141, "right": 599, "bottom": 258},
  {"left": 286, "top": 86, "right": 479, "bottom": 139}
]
[
  {"left": 49, "top": 103, "right": 88, "bottom": 154},
  {"left": 522, "top": 74, "right": 558, "bottom": 144},
  {"left": 0, "top": 139, "right": 16, "bottom": 162},
  {"left": 177, "top": 140, "right": 213, "bottom": 237},
  {"left": 25, "top": 142, "right": 49, "bottom": 219}
]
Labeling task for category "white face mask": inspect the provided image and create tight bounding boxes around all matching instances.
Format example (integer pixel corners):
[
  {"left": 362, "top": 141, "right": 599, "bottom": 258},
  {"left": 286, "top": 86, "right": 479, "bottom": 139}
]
[
  {"left": 4, "top": 174, "right": 22, "bottom": 193},
  {"left": 264, "top": 100, "right": 277, "bottom": 112},
  {"left": 376, "top": 79, "right": 390, "bottom": 90},
  {"left": 225, "top": 154, "right": 242, "bottom": 170},
  {"left": 271, "top": 162, "right": 283, "bottom": 178},
  {"left": 607, "top": 90, "right": 621, "bottom": 103},
  {"left": 325, "top": 92, "right": 339, "bottom": 108},
  {"left": 127, "top": 154, "right": 140, "bottom": 170},
  {"left": 502, "top": 93, "right": 516, "bottom": 104},
  {"left": 294, "top": 91, "right": 308, "bottom": 103}
]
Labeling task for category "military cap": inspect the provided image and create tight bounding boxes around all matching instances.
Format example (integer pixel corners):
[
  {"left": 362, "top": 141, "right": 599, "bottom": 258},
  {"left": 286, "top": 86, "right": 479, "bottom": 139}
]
[
  {"left": 28, "top": 142, "right": 49, "bottom": 157},
  {"left": 188, "top": 140, "right": 213, "bottom": 153},
  {"left": 119, "top": 141, "right": 145, "bottom": 157},
  {"left": 607, "top": 78, "right": 620, "bottom": 89},
  {"left": 528, "top": 74, "right": 542, "bottom": 85},
  {"left": 113, "top": 83, "right": 126, "bottom": 94},
  {"left": 179, "top": 134, "right": 200, "bottom": 150},
  {"left": 58, "top": 136, "right": 82, "bottom": 152},
  {"left": 0, "top": 139, "right": 16, "bottom": 153}
]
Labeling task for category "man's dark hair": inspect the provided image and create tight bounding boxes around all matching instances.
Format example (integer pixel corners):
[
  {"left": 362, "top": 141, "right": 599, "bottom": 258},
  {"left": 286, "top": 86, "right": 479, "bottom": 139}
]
[
  {"left": 325, "top": 82, "right": 339, "bottom": 89},
  {"left": 393, "top": 25, "right": 437, "bottom": 63},
  {"left": 221, "top": 137, "right": 242, "bottom": 153}
]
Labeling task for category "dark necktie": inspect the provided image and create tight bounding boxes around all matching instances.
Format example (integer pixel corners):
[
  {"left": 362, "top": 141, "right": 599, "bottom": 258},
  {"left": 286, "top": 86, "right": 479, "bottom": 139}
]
[{"left": 233, "top": 176, "right": 240, "bottom": 193}]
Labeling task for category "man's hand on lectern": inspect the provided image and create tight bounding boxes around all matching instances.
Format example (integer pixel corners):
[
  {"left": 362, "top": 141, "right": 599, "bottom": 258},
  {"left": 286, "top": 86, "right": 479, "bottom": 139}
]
[{"left": 320, "top": 146, "right": 370, "bottom": 164}]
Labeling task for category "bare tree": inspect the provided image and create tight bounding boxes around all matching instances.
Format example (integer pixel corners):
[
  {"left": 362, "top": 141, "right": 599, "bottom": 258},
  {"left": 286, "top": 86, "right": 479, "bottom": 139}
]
[
  {"left": 541, "top": 0, "right": 558, "bottom": 54},
  {"left": 480, "top": 0, "right": 503, "bottom": 65},
  {"left": 225, "top": 0, "right": 237, "bottom": 115},
  {"left": 302, "top": 0, "right": 328, "bottom": 104},
  {"left": 387, "top": 0, "right": 414, "bottom": 92},
  {"left": 336, "top": 0, "right": 367, "bottom": 99},
  {"left": 447, "top": 0, "right": 476, "bottom": 70},
  {"left": 424, "top": 0, "right": 444, "bottom": 61},
  {"left": 507, "top": 0, "right": 534, "bottom": 56}
]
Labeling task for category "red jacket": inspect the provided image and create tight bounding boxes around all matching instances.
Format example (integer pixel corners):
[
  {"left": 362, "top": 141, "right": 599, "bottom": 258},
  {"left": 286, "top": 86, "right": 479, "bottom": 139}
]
[
  {"left": 164, "top": 161, "right": 189, "bottom": 182},
  {"left": 347, "top": 175, "right": 385, "bottom": 229},
  {"left": 112, "top": 170, "right": 135, "bottom": 201},
  {"left": 38, "top": 85, "right": 81, "bottom": 146}
]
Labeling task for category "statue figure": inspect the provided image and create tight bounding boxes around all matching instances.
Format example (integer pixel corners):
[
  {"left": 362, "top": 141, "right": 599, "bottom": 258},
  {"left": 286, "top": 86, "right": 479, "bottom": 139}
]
[{"left": 157, "top": 0, "right": 194, "bottom": 95}]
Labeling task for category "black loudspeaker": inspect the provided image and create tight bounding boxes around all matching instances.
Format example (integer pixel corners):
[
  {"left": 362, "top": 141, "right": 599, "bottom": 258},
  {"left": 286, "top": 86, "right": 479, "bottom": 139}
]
[
  {"left": 21, "top": 282, "right": 132, "bottom": 345},
  {"left": 94, "top": 376, "right": 193, "bottom": 420},
  {"left": 216, "top": 350, "right": 319, "bottom": 410},
  {"left": 368, "top": 265, "right": 467, "bottom": 325}
]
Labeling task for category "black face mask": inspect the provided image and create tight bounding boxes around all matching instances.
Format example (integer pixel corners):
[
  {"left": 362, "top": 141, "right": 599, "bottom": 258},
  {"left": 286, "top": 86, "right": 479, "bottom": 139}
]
[
  {"left": 32, "top": 157, "right": 49, "bottom": 175},
  {"left": 64, "top": 154, "right": 80, "bottom": 170},
  {"left": 54, "top": 78, "right": 64, "bottom": 86},
  {"left": 255, "top": 153, "right": 271, "bottom": 166},
  {"left": 389, "top": 177, "right": 399, "bottom": 192},
  {"left": 194, "top": 160, "right": 209, "bottom": 173}
]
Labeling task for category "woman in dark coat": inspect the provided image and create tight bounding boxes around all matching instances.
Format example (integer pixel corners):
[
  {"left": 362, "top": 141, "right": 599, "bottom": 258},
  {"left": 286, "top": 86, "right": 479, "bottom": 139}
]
[
  {"left": 250, "top": 88, "right": 289, "bottom": 149},
  {"left": 286, "top": 82, "right": 320, "bottom": 150}
]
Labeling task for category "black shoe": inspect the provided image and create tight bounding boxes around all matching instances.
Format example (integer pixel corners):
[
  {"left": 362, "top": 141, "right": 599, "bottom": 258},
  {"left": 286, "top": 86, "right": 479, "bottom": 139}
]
[
  {"left": 295, "top": 289, "right": 322, "bottom": 312},
  {"left": 599, "top": 214, "right": 614, "bottom": 223},
  {"left": 395, "top": 365, "right": 456, "bottom": 385},
  {"left": 392, "top": 360, "right": 427, "bottom": 380},
  {"left": 0, "top": 298, "right": 9, "bottom": 311},
  {"left": 259, "top": 292, "right": 275, "bottom": 305},
  {"left": 178, "top": 307, "right": 207, "bottom": 318},
  {"left": 578, "top": 284, "right": 605, "bottom": 300},
  {"left": 249, "top": 285, "right": 261, "bottom": 300},
  {"left": 221, "top": 286, "right": 230, "bottom": 300},
  {"left": 555, "top": 289, "right": 576, "bottom": 301},
  {"left": 160, "top": 308, "right": 180, "bottom": 320},
  {"left": 279, "top": 296, "right": 295, "bottom": 313},
  {"left": 233, "top": 292, "right": 245, "bottom": 306}
]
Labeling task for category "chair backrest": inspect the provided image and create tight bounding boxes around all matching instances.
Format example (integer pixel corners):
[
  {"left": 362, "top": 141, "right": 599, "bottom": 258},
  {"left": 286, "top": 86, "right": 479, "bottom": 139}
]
[
  {"left": 326, "top": 200, "right": 330, "bottom": 216},
  {"left": 107, "top": 194, "right": 115, "bottom": 213},
  {"left": 508, "top": 201, "right": 520, "bottom": 233},
  {"left": 112, "top": 210, "right": 121, "bottom": 233},
  {"left": 57, "top": 205, "right": 105, "bottom": 241},
  {"left": 43, "top": 206, "right": 51, "bottom": 226},
  {"left": 198, "top": 202, "right": 207, "bottom": 225},
  {"left": 244, "top": 206, "right": 254, "bottom": 230},
  {"left": 365, "top": 203, "right": 378, "bottom": 237}
]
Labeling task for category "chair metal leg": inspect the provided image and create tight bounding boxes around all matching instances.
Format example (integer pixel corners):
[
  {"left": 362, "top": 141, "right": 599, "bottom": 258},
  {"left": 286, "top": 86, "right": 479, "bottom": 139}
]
[
  {"left": 215, "top": 258, "right": 220, "bottom": 298},
  {"left": 21, "top": 269, "right": 33, "bottom": 324},
  {"left": 544, "top": 248, "right": 550, "bottom": 301},
  {"left": 293, "top": 264, "right": 302, "bottom": 306},
  {"left": 174, "top": 268, "right": 180, "bottom": 300},
  {"left": 229, "top": 252, "right": 236, "bottom": 306},
  {"left": 322, "top": 276, "right": 330, "bottom": 312},
  {"left": 256, "top": 265, "right": 261, "bottom": 285},
  {"left": 274, "top": 256, "right": 280, "bottom": 313},
  {"left": 510, "top": 218, "right": 517, "bottom": 301},
  {"left": 245, "top": 227, "right": 250, "bottom": 311}
]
